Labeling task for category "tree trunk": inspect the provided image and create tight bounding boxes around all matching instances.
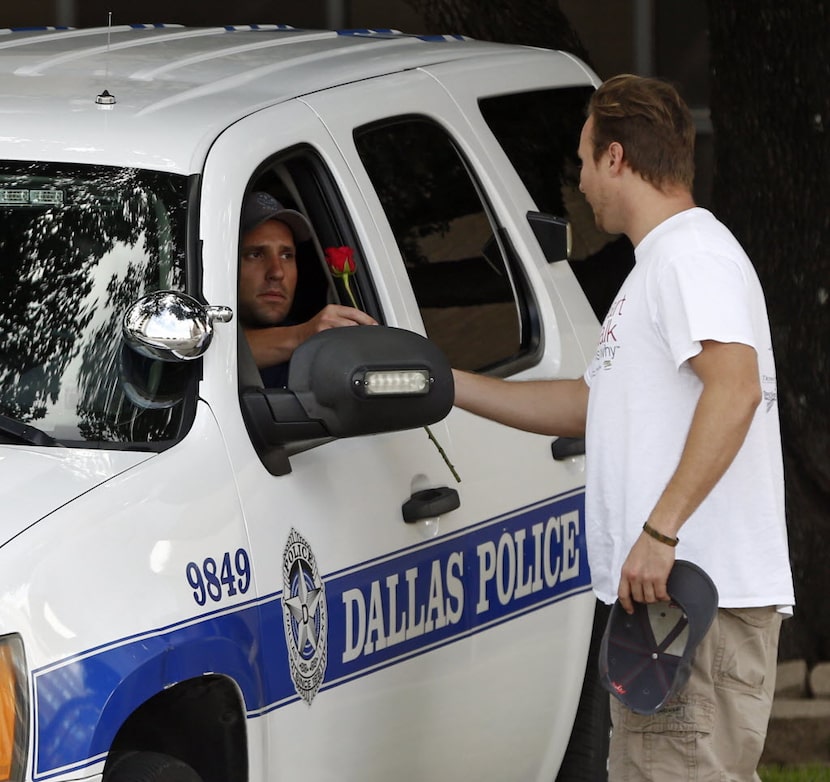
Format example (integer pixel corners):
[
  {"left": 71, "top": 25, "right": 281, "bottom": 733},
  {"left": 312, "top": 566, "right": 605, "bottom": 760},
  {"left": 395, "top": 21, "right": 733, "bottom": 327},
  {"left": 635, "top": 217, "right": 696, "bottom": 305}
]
[
  {"left": 707, "top": 1, "right": 830, "bottom": 663},
  {"left": 405, "top": 0, "right": 830, "bottom": 663}
]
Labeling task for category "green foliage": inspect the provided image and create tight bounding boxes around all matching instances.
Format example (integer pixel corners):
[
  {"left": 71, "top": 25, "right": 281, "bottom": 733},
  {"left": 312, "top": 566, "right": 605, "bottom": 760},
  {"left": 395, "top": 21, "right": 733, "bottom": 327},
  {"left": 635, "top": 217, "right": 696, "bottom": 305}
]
[{"left": 760, "top": 765, "right": 830, "bottom": 782}]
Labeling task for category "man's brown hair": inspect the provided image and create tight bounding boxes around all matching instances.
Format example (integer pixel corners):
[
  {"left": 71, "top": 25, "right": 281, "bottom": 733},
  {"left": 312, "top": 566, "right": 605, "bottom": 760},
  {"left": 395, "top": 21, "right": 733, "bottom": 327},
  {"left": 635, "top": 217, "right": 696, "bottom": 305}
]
[{"left": 588, "top": 74, "right": 695, "bottom": 191}]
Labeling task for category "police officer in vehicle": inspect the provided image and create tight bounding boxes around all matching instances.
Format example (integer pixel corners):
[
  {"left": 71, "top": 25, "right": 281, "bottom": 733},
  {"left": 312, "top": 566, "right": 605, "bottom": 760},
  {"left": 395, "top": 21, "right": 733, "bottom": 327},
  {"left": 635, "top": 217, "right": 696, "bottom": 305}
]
[{"left": 238, "top": 191, "right": 376, "bottom": 386}]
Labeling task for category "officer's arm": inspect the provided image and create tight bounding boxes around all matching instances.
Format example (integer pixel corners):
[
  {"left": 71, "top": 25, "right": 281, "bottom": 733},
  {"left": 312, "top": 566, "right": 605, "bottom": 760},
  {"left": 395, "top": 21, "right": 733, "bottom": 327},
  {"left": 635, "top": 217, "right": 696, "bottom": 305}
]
[{"left": 245, "top": 305, "right": 377, "bottom": 369}]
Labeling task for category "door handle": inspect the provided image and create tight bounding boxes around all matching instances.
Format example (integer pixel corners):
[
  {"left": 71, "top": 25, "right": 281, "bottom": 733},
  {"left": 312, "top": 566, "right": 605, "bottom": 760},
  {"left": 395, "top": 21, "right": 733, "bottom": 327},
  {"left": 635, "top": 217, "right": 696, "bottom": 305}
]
[
  {"left": 551, "top": 437, "right": 585, "bottom": 460},
  {"left": 402, "top": 487, "right": 460, "bottom": 523}
]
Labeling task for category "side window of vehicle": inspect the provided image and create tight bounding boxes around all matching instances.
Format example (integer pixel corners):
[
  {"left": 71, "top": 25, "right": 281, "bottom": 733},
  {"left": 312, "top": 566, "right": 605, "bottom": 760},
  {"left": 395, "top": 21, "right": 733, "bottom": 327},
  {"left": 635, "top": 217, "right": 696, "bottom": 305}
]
[
  {"left": 478, "top": 87, "right": 635, "bottom": 320},
  {"left": 354, "top": 118, "right": 536, "bottom": 373},
  {"left": 237, "top": 148, "right": 384, "bottom": 392}
]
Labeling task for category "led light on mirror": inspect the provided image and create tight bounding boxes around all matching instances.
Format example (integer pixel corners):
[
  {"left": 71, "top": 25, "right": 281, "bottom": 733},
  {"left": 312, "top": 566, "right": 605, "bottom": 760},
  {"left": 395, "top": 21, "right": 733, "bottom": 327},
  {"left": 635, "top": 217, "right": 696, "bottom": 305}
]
[{"left": 356, "top": 369, "right": 431, "bottom": 396}]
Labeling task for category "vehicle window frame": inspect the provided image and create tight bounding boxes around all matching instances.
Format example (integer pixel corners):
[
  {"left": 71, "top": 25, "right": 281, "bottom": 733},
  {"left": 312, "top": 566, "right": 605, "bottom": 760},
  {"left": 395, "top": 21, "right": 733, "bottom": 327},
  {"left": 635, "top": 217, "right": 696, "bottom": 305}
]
[
  {"left": 477, "top": 86, "right": 635, "bottom": 321},
  {"left": 237, "top": 146, "right": 393, "bottom": 471},
  {"left": 352, "top": 114, "right": 542, "bottom": 376},
  {"left": 243, "top": 146, "right": 385, "bottom": 327}
]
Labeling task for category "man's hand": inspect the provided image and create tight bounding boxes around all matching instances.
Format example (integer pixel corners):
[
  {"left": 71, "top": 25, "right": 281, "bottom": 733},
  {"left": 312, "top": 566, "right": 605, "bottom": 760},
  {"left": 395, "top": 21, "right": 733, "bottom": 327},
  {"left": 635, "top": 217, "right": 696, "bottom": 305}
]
[
  {"left": 246, "top": 305, "right": 377, "bottom": 369},
  {"left": 302, "top": 304, "right": 377, "bottom": 336},
  {"left": 616, "top": 340, "right": 761, "bottom": 614},
  {"left": 617, "top": 530, "right": 676, "bottom": 614}
]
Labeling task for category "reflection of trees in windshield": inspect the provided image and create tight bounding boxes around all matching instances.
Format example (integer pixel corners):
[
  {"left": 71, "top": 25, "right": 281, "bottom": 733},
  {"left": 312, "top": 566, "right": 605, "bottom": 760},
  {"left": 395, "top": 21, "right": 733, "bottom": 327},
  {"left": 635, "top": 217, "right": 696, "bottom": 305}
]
[
  {"left": 0, "top": 163, "right": 189, "bottom": 444},
  {"left": 77, "top": 261, "right": 187, "bottom": 443}
]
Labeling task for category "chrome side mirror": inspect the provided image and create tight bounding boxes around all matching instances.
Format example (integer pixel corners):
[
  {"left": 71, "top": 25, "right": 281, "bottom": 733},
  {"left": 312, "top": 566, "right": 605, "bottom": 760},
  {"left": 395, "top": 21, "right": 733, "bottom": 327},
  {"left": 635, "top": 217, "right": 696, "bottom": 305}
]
[{"left": 122, "top": 291, "right": 233, "bottom": 362}]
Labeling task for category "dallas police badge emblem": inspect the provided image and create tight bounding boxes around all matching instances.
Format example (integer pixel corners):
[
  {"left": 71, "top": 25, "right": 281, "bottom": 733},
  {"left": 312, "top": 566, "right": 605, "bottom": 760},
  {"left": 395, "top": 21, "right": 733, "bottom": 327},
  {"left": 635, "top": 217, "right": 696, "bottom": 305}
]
[{"left": 282, "top": 528, "right": 328, "bottom": 704}]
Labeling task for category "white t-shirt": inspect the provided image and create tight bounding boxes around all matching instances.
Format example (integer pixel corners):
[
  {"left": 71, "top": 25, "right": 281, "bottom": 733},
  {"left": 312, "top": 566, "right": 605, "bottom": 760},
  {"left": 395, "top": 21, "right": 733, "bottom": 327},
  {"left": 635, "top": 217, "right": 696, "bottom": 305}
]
[{"left": 583, "top": 208, "right": 794, "bottom": 609}]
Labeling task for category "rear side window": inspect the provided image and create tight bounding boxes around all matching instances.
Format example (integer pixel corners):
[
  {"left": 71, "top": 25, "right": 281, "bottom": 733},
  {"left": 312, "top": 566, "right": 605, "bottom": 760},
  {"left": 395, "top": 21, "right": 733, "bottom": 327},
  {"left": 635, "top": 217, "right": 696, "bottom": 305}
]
[
  {"left": 480, "top": 86, "right": 591, "bottom": 220},
  {"left": 354, "top": 118, "right": 535, "bottom": 373},
  {"left": 479, "top": 87, "right": 634, "bottom": 320}
]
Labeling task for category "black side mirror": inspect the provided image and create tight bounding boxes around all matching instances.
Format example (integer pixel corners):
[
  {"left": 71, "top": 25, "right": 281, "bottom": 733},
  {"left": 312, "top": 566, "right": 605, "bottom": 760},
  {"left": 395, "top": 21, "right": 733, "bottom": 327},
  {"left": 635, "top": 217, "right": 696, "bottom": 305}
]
[
  {"left": 527, "top": 211, "right": 572, "bottom": 263},
  {"left": 240, "top": 326, "right": 454, "bottom": 475}
]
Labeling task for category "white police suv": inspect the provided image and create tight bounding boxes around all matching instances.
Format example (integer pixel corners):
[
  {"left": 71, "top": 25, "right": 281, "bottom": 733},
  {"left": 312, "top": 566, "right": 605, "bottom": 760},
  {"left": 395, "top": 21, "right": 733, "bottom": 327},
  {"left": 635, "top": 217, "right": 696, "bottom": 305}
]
[{"left": 0, "top": 23, "right": 615, "bottom": 782}]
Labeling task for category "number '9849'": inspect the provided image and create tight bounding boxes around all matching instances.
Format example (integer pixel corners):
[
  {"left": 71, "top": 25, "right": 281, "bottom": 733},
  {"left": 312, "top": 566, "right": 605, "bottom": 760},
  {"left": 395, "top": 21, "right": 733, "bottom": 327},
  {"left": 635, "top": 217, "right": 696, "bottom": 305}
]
[{"left": 186, "top": 549, "right": 251, "bottom": 606}]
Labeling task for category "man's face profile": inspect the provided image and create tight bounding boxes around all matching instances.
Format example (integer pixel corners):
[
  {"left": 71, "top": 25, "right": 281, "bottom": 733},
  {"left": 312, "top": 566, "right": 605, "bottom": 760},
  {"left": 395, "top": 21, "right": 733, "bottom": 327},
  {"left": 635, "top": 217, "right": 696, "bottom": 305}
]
[
  {"left": 577, "top": 115, "right": 610, "bottom": 233},
  {"left": 239, "top": 218, "right": 298, "bottom": 328}
]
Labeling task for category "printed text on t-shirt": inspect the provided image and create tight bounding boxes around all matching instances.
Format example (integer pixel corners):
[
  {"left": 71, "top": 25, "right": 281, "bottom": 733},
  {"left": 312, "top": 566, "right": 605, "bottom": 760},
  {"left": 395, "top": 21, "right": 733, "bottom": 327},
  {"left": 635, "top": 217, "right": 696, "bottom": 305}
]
[{"left": 594, "top": 294, "right": 626, "bottom": 369}]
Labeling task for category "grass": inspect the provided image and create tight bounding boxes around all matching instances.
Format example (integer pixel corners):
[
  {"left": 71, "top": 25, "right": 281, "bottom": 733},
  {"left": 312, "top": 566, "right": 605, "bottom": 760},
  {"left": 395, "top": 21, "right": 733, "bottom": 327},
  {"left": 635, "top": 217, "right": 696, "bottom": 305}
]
[{"left": 759, "top": 765, "right": 830, "bottom": 782}]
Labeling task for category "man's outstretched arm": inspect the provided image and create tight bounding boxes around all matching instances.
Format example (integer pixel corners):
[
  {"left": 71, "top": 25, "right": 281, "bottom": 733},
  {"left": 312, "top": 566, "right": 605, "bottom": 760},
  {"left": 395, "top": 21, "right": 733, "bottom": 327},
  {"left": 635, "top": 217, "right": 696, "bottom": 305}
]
[{"left": 452, "top": 370, "right": 589, "bottom": 438}]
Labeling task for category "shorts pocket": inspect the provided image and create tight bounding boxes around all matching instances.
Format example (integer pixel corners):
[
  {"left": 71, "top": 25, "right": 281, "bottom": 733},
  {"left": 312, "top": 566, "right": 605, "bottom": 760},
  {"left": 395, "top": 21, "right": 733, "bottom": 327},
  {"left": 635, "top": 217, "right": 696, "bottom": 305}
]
[
  {"left": 715, "top": 607, "right": 780, "bottom": 694},
  {"left": 610, "top": 695, "right": 716, "bottom": 781},
  {"left": 616, "top": 693, "right": 715, "bottom": 735}
]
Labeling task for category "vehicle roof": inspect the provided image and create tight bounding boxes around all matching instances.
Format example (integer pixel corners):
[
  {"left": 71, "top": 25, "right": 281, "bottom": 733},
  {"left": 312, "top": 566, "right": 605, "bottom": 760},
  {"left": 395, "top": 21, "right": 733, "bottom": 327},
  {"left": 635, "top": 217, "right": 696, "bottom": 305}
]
[{"left": 0, "top": 24, "right": 589, "bottom": 175}]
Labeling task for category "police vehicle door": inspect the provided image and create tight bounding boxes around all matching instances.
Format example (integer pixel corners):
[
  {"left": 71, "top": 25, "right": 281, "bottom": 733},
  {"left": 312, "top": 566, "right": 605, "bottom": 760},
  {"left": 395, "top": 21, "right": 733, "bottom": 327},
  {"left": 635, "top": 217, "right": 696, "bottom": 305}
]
[{"left": 200, "top": 80, "right": 592, "bottom": 782}]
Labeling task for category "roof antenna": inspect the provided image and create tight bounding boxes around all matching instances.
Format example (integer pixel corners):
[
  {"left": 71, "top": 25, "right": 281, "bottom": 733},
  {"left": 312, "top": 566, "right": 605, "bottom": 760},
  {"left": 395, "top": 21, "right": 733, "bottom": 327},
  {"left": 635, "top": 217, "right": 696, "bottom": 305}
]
[{"left": 95, "top": 11, "right": 116, "bottom": 106}]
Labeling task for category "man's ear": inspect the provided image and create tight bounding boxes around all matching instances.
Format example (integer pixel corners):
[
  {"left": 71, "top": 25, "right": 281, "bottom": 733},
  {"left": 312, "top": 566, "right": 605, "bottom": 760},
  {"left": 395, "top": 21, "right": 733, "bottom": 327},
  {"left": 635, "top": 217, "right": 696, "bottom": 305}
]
[{"left": 607, "top": 141, "right": 625, "bottom": 174}]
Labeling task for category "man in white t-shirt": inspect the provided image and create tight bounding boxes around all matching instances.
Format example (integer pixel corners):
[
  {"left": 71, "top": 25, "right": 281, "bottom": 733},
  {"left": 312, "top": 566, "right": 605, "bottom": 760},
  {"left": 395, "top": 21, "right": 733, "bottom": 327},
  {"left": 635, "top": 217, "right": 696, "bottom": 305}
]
[{"left": 453, "top": 74, "right": 793, "bottom": 779}]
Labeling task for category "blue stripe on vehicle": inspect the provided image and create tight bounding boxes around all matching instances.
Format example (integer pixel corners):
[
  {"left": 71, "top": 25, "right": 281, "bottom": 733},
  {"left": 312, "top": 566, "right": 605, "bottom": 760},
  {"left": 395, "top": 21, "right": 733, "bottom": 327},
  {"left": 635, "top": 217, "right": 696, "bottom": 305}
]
[
  {"left": 336, "top": 28, "right": 401, "bottom": 36},
  {"left": 3, "top": 26, "right": 73, "bottom": 33},
  {"left": 32, "top": 489, "right": 589, "bottom": 778},
  {"left": 413, "top": 34, "right": 470, "bottom": 41},
  {"left": 321, "top": 489, "right": 589, "bottom": 690},
  {"left": 223, "top": 24, "right": 297, "bottom": 32}
]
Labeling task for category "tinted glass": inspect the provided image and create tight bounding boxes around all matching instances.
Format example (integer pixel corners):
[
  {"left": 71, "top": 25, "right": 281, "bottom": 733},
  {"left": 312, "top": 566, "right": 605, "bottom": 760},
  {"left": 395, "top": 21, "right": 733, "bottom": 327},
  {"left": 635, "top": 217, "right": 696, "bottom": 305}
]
[
  {"left": 480, "top": 87, "right": 635, "bottom": 319},
  {"left": 355, "top": 118, "right": 524, "bottom": 371}
]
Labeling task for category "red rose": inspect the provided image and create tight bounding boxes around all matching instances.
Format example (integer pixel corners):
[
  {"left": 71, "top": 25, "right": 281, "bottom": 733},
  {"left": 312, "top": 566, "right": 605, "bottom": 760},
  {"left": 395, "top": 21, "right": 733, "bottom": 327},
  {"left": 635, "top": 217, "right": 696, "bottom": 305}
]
[
  {"left": 322, "top": 243, "right": 459, "bottom": 482},
  {"left": 324, "top": 246, "right": 356, "bottom": 276}
]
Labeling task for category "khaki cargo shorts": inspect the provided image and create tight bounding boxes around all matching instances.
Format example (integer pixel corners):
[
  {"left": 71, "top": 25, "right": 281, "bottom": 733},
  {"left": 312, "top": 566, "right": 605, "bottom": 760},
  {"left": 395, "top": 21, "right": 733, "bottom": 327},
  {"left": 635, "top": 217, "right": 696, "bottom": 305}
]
[{"left": 608, "top": 606, "right": 782, "bottom": 781}]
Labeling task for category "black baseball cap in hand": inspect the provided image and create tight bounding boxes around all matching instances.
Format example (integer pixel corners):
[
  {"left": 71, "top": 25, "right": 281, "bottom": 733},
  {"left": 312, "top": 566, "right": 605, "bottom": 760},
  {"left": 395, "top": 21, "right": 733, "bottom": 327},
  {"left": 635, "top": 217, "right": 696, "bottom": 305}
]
[{"left": 599, "top": 560, "right": 718, "bottom": 715}]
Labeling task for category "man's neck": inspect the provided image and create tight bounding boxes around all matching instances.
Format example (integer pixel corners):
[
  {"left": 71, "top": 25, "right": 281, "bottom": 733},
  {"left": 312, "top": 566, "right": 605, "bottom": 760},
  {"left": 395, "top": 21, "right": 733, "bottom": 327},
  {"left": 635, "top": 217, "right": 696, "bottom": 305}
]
[{"left": 622, "top": 181, "right": 696, "bottom": 247}]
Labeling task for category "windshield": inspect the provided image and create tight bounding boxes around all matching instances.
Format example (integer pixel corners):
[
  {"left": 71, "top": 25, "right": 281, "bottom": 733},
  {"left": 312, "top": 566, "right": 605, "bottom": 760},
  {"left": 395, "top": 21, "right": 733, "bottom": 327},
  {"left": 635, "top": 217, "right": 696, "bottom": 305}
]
[{"left": 0, "top": 162, "right": 192, "bottom": 449}]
